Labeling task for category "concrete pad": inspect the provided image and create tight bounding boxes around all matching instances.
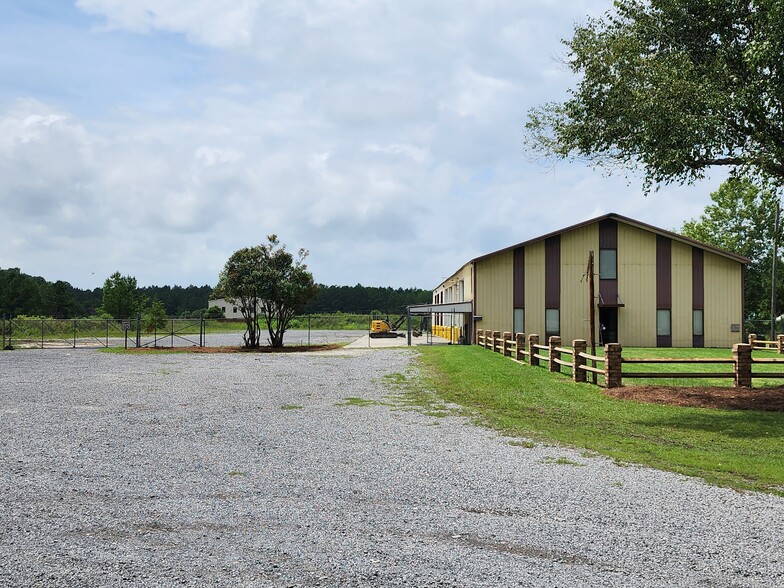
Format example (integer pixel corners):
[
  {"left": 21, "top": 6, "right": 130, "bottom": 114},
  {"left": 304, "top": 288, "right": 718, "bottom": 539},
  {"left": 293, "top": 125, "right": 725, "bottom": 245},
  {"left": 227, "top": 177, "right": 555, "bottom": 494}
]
[{"left": 345, "top": 334, "right": 452, "bottom": 348}]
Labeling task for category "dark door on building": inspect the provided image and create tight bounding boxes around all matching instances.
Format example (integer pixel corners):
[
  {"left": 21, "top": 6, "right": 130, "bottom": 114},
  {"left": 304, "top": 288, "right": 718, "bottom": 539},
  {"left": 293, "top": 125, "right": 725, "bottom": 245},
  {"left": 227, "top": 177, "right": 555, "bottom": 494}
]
[{"left": 599, "top": 308, "right": 618, "bottom": 344}]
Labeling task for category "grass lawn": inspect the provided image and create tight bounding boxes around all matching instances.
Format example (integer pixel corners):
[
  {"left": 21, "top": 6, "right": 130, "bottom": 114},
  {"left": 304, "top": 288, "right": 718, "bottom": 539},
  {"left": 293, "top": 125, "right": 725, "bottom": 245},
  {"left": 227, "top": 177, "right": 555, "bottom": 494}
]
[{"left": 416, "top": 345, "right": 784, "bottom": 495}]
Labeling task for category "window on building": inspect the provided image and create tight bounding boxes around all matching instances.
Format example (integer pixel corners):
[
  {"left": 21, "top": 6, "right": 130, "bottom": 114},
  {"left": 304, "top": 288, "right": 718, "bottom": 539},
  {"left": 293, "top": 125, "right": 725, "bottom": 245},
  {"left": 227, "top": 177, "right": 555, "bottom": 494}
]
[
  {"left": 545, "top": 309, "right": 560, "bottom": 337},
  {"left": 693, "top": 309, "right": 704, "bottom": 337},
  {"left": 222, "top": 307, "right": 226, "bottom": 313},
  {"left": 233, "top": 307, "right": 238, "bottom": 314},
  {"left": 458, "top": 280, "right": 465, "bottom": 302},
  {"left": 514, "top": 308, "right": 525, "bottom": 334},
  {"left": 599, "top": 249, "right": 617, "bottom": 280},
  {"left": 656, "top": 309, "right": 671, "bottom": 336}
]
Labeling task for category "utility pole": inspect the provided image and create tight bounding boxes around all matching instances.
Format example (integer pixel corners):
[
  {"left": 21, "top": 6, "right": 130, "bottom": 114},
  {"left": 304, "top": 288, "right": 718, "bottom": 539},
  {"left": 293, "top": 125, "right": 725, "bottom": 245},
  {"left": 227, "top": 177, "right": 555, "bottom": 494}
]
[
  {"left": 587, "top": 251, "right": 597, "bottom": 384},
  {"left": 772, "top": 198, "right": 780, "bottom": 341}
]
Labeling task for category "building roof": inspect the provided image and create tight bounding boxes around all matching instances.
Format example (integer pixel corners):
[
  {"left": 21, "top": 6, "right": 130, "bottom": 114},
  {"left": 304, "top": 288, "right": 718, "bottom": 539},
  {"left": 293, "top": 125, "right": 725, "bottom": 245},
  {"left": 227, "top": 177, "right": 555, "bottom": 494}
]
[
  {"left": 472, "top": 212, "right": 751, "bottom": 265},
  {"left": 433, "top": 213, "right": 750, "bottom": 291}
]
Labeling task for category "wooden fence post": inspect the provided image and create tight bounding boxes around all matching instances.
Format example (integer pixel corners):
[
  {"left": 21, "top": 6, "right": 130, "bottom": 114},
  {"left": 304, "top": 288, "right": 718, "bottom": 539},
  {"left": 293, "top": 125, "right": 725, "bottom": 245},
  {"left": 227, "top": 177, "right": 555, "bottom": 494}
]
[
  {"left": 502, "top": 332, "right": 512, "bottom": 357},
  {"left": 733, "top": 343, "right": 753, "bottom": 388},
  {"left": 572, "top": 340, "right": 587, "bottom": 383},
  {"left": 778, "top": 334, "right": 784, "bottom": 354},
  {"left": 604, "top": 343, "right": 623, "bottom": 388},
  {"left": 486, "top": 330, "right": 493, "bottom": 350},
  {"left": 748, "top": 333, "right": 757, "bottom": 348},
  {"left": 492, "top": 331, "right": 501, "bottom": 353},
  {"left": 548, "top": 336, "right": 561, "bottom": 372},
  {"left": 528, "top": 334, "right": 540, "bottom": 367},
  {"left": 515, "top": 333, "right": 526, "bottom": 362}
]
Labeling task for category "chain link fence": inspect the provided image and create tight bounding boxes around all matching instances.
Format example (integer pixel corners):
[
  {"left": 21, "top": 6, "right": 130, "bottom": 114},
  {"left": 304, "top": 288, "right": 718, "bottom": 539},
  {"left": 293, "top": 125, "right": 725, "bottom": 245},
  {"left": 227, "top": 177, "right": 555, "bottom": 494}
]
[{"left": 1, "top": 314, "right": 381, "bottom": 350}]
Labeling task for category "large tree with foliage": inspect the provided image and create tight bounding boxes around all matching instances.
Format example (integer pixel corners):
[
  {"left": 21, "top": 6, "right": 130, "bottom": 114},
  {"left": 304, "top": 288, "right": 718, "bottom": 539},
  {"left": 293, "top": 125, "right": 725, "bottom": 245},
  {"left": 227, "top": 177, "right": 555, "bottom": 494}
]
[
  {"left": 681, "top": 177, "right": 783, "bottom": 319},
  {"left": 526, "top": 0, "right": 784, "bottom": 191},
  {"left": 215, "top": 235, "right": 318, "bottom": 348},
  {"left": 99, "top": 272, "right": 143, "bottom": 320}
]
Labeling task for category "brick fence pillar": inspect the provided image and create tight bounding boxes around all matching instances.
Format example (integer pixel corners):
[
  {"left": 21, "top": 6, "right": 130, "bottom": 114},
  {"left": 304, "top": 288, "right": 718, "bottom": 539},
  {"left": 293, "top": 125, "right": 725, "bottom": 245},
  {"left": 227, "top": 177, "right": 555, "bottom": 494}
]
[
  {"left": 502, "top": 332, "right": 512, "bottom": 357},
  {"left": 748, "top": 333, "right": 757, "bottom": 348},
  {"left": 777, "top": 335, "right": 784, "bottom": 354},
  {"left": 515, "top": 333, "right": 526, "bottom": 362},
  {"left": 604, "top": 343, "right": 623, "bottom": 389},
  {"left": 528, "top": 334, "right": 540, "bottom": 367},
  {"left": 733, "top": 343, "right": 753, "bottom": 388},
  {"left": 492, "top": 331, "right": 501, "bottom": 353},
  {"left": 572, "top": 339, "right": 587, "bottom": 383},
  {"left": 548, "top": 336, "right": 561, "bottom": 373}
]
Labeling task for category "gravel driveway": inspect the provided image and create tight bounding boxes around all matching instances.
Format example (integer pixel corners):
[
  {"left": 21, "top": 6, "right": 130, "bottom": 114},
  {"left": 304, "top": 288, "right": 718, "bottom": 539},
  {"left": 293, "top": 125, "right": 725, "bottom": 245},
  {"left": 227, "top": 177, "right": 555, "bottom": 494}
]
[{"left": 1, "top": 347, "right": 782, "bottom": 587}]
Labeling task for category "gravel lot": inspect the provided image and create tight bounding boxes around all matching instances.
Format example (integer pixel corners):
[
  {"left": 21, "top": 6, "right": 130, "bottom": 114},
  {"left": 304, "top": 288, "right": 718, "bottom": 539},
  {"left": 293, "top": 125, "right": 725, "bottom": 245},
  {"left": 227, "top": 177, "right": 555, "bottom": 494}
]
[{"left": 1, "top": 347, "right": 783, "bottom": 587}]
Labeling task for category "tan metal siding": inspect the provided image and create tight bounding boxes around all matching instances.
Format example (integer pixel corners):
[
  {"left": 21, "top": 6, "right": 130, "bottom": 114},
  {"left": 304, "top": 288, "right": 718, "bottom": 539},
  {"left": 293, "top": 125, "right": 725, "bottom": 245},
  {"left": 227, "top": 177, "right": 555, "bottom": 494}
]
[
  {"left": 433, "top": 262, "right": 473, "bottom": 303},
  {"left": 704, "top": 252, "right": 743, "bottom": 347},
  {"left": 617, "top": 223, "right": 657, "bottom": 346},
  {"left": 524, "top": 241, "right": 546, "bottom": 338},
  {"left": 475, "top": 251, "right": 513, "bottom": 333},
  {"left": 560, "top": 224, "right": 599, "bottom": 343},
  {"left": 671, "top": 241, "right": 693, "bottom": 347}
]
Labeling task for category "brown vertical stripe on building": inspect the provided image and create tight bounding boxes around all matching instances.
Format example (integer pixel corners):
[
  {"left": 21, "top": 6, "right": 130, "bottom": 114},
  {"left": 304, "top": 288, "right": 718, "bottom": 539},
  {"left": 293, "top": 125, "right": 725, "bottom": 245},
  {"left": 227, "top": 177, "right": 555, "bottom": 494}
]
[
  {"left": 656, "top": 235, "right": 672, "bottom": 308},
  {"left": 545, "top": 236, "right": 560, "bottom": 308},
  {"left": 599, "top": 219, "right": 618, "bottom": 306},
  {"left": 599, "top": 280, "right": 618, "bottom": 305},
  {"left": 693, "top": 247, "right": 705, "bottom": 347},
  {"left": 692, "top": 248, "right": 704, "bottom": 309},
  {"left": 599, "top": 218, "right": 618, "bottom": 249},
  {"left": 513, "top": 247, "right": 525, "bottom": 307},
  {"left": 599, "top": 274, "right": 618, "bottom": 306}
]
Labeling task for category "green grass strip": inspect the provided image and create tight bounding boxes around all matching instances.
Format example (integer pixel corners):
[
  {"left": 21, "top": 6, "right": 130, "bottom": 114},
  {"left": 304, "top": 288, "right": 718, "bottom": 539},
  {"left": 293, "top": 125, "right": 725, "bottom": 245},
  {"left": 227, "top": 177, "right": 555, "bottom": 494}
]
[{"left": 417, "top": 346, "right": 784, "bottom": 495}]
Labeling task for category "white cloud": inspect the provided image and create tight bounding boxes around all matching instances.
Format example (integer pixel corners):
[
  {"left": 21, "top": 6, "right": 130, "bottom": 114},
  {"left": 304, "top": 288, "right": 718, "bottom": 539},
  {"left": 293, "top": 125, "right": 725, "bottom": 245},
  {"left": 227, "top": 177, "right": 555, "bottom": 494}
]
[
  {"left": 0, "top": 1, "right": 720, "bottom": 291},
  {"left": 76, "top": 0, "right": 259, "bottom": 48}
]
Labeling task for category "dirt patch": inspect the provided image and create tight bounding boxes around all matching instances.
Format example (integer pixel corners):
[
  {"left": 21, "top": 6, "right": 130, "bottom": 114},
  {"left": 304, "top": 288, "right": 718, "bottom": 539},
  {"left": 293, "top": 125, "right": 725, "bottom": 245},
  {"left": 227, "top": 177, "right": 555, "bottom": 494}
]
[
  {"left": 125, "top": 343, "right": 343, "bottom": 354},
  {"left": 604, "top": 385, "right": 784, "bottom": 411}
]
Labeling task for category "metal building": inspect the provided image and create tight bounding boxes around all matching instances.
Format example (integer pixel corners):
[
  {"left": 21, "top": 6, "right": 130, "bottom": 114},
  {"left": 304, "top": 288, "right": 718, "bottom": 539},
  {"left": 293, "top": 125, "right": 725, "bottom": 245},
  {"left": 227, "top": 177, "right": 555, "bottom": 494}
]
[{"left": 432, "top": 213, "right": 749, "bottom": 348}]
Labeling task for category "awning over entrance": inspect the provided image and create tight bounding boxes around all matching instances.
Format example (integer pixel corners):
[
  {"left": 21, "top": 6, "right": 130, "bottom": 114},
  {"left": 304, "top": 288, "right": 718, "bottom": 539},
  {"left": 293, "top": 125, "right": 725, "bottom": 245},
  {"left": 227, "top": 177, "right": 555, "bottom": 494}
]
[
  {"left": 406, "top": 302, "right": 473, "bottom": 315},
  {"left": 404, "top": 301, "right": 474, "bottom": 346}
]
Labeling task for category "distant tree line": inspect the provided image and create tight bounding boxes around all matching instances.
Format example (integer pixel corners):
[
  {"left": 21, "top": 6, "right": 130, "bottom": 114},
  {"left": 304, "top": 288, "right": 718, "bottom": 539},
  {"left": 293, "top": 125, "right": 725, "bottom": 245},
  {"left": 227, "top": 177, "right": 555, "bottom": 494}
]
[
  {"left": 0, "top": 267, "right": 433, "bottom": 318},
  {"left": 0, "top": 268, "right": 213, "bottom": 318},
  {"left": 304, "top": 284, "right": 432, "bottom": 314},
  {"left": 0, "top": 268, "right": 85, "bottom": 318}
]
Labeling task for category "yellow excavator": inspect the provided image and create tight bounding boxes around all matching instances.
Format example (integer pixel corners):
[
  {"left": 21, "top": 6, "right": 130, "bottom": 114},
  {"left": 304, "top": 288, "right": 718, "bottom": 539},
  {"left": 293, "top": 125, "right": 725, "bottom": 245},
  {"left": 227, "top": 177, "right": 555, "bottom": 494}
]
[
  {"left": 370, "top": 315, "right": 407, "bottom": 338},
  {"left": 370, "top": 315, "right": 429, "bottom": 338}
]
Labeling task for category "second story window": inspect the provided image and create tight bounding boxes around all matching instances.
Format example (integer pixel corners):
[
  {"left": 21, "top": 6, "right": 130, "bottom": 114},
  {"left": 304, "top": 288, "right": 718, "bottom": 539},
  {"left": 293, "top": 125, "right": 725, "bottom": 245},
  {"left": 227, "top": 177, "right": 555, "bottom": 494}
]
[{"left": 599, "top": 249, "right": 617, "bottom": 280}]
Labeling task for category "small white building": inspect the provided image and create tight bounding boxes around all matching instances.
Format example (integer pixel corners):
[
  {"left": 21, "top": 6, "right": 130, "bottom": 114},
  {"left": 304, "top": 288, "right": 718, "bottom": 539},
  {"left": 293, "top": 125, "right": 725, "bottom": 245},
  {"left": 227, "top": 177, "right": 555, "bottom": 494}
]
[{"left": 208, "top": 298, "right": 244, "bottom": 319}]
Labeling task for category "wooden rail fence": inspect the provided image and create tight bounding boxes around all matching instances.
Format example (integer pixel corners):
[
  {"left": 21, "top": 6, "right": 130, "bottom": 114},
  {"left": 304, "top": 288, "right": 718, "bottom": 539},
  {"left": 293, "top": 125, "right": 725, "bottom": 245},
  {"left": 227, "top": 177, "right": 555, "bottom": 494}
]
[
  {"left": 475, "top": 329, "right": 784, "bottom": 388},
  {"left": 748, "top": 333, "right": 784, "bottom": 353}
]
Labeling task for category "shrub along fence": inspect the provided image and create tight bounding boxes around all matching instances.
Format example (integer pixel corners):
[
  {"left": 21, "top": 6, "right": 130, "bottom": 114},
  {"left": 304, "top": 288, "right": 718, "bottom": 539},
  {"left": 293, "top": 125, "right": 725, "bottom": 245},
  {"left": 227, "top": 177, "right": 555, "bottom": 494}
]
[{"left": 475, "top": 329, "right": 784, "bottom": 389}]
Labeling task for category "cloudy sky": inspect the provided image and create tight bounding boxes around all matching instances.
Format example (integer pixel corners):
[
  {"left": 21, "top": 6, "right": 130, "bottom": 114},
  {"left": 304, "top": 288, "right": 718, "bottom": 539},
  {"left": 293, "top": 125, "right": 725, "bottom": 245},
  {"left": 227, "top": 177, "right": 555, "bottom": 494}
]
[{"left": 0, "top": 1, "right": 726, "bottom": 290}]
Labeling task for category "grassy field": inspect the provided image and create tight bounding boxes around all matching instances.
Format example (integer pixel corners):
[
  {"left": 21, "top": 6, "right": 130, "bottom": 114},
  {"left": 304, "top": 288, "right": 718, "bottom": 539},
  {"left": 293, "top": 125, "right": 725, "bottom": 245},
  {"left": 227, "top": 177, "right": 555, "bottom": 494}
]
[
  {"left": 416, "top": 345, "right": 784, "bottom": 495},
  {"left": 205, "top": 315, "right": 373, "bottom": 333}
]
